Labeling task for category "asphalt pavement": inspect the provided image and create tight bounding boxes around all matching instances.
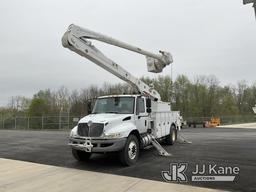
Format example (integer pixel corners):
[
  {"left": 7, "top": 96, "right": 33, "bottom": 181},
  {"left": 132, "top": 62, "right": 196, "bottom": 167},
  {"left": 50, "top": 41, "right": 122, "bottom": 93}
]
[{"left": 0, "top": 127, "right": 255, "bottom": 192}]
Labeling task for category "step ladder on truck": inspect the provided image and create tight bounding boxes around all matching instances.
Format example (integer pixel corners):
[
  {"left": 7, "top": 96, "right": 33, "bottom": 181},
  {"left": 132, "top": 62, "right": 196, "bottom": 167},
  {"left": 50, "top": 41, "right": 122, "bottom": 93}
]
[{"left": 62, "top": 24, "right": 183, "bottom": 165}]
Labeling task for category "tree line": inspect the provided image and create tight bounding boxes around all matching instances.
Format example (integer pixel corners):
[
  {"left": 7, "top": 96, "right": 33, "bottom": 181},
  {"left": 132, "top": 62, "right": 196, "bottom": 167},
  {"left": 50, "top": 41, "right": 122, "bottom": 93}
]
[{"left": 1, "top": 74, "right": 256, "bottom": 118}]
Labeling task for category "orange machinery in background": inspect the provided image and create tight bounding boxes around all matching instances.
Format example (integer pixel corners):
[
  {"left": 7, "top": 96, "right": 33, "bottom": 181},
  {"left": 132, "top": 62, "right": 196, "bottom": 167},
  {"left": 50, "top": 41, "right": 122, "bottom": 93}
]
[{"left": 204, "top": 117, "right": 221, "bottom": 128}]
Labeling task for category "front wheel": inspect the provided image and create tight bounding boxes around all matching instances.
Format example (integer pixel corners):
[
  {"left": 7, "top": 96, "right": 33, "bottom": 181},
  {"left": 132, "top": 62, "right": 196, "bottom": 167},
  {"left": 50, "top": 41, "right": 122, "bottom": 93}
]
[
  {"left": 166, "top": 125, "right": 176, "bottom": 145},
  {"left": 119, "top": 134, "right": 139, "bottom": 166},
  {"left": 72, "top": 148, "right": 92, "bottom": 161}
]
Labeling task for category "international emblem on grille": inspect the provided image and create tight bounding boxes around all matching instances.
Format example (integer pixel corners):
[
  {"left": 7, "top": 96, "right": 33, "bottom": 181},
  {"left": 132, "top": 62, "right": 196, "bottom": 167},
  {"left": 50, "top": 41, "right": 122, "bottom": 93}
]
[{"left": 87, "top": 120, "right": 93, "bottom": 127}]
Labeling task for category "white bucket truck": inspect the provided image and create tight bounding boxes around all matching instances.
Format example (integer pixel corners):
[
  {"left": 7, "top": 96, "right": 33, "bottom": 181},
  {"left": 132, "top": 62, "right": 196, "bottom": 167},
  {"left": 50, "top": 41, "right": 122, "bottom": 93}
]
[{"left": 62, "top": 24, "right": 181, "bottom": 165}]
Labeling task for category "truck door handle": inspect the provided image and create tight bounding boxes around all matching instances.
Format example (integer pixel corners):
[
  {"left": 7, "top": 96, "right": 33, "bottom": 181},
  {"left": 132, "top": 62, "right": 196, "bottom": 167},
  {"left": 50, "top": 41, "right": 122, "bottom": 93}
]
[{"left": 138, "top": 115, "right": 148, "bottom": 119}]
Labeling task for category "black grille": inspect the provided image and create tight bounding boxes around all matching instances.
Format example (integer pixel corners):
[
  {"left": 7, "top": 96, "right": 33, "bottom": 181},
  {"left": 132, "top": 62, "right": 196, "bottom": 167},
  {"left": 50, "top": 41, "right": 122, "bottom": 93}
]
[
  {"left": 77, "top": 123, "right": 104, "bottom": 137},
  {"left": 77, "top": 123, "right": 89, "bottom": 136}
]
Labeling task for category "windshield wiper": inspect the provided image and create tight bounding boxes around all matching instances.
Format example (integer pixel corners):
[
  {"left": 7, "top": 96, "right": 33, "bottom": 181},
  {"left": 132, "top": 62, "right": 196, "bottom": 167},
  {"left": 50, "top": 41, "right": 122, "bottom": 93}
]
[{"left": 105, "top": 111, "right": 118, "bottom": 114}]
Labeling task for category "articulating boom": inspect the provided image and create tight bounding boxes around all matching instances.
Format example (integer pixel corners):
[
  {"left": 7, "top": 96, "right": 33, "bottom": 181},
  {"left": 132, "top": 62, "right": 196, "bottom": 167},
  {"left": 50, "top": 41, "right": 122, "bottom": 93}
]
[{"left": 62, "top": 24, "right": 173, "bottom": 101}]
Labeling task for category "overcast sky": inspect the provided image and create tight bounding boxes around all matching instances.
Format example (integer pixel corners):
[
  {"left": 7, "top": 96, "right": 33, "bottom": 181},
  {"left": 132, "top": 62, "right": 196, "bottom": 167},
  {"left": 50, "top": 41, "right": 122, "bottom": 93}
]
[{"left": 0, "top": 0, "right": 255, "bottom": 106}]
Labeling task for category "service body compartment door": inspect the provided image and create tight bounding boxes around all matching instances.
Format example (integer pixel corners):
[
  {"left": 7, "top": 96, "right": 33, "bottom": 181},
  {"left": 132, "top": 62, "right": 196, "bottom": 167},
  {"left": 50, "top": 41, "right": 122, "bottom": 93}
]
[{"left": 153, "top": 112, "right": 174, "bottom": 138}]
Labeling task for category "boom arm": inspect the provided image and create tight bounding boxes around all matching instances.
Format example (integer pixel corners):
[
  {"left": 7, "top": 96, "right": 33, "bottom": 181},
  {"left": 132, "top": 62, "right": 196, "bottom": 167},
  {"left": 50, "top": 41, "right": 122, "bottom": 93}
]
[{"left": 62, "top": 24, "right": 173, "bottom": 101}]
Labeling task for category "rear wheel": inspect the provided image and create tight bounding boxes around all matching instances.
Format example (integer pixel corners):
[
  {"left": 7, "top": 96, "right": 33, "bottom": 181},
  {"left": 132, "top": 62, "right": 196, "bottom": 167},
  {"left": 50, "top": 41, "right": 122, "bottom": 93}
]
[
  {"left": 166, "top": 125, "right": 176, "bottom": 145},
  {"left": 72, "top": 149, "right": 91, "bottom": 161},
  {"left": 119, "top": 134, "right": 139, "bottom": 166}
]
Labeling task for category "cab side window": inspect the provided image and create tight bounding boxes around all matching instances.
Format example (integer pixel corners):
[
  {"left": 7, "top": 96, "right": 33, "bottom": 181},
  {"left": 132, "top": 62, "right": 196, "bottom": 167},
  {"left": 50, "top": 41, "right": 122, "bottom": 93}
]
[{"left": 136, "top": 98, "right": 145, "bottom": 114}]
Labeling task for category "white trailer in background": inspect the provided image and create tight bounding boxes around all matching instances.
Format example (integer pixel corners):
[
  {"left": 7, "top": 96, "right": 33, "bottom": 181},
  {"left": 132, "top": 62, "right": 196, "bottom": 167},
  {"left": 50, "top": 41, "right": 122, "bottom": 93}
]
[{"left": 62, "top": 24, "right": 181, "bottom": 165}]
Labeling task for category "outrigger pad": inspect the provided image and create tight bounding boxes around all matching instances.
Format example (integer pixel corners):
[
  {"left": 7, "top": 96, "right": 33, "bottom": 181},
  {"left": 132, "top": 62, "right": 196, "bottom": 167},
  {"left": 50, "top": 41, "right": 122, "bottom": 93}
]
[
  {"left": 177, "top": 134, "right": 192, "bottom": 144},
  {"left": 159, "top": 151, "right": 172, "bottom": 157}
]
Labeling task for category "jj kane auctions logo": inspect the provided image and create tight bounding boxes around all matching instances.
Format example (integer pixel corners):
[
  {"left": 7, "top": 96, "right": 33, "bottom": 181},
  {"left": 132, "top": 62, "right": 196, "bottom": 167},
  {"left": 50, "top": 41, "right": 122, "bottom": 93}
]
[{"left": 162, "top": 163, "right": 239, "bottom": 182}]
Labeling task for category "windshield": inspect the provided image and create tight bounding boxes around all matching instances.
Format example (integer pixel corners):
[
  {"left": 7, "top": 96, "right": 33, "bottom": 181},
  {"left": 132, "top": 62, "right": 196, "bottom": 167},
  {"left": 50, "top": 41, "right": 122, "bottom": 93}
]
[{"left": 92, "top": 97, "right": 135, "bottom": 114}]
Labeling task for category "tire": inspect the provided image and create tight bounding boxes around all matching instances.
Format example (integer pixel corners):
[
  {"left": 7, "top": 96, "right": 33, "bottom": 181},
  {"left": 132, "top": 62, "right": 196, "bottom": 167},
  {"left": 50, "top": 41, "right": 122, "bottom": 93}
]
[
  {"left": 166, "top": 125, "right": 176, "bottom": 145},
  {"left": 72, "top": 148, "right": 92, "bottom": 161},
  {"left": 119, "top": 134, "right": 139, "bottom": 166}
]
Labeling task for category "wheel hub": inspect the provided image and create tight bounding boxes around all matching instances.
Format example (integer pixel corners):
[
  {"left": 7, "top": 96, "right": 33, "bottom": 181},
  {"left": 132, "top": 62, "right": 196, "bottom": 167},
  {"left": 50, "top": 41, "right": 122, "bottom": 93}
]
[
  {"left": 172, "top": 130, "right": 176, "bottom": 142},
  {"left": 128, "top": 141, "right": 137, "bottom": 160}
]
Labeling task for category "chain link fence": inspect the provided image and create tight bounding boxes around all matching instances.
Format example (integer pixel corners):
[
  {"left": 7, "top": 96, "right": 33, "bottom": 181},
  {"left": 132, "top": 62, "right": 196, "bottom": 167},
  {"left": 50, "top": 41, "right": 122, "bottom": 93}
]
[
  {"left": 0, "top": 115, "right": 82, "bottom": 130},
  {"left": 0, "top": 114, "right": 255, "bottom": 130}
]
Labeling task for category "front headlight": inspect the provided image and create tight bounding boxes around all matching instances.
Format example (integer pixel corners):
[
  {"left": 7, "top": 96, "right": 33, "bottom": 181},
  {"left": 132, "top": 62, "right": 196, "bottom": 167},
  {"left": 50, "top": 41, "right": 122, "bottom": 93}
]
[
  {"left": 103, "top": 132, "right": 123, "bottom": 139},
  {"left": 70, "top": 131, "right": 75, "bottom": 137},
  {"left": 70, "top": 126, "right": 78, "bottom": 138}
]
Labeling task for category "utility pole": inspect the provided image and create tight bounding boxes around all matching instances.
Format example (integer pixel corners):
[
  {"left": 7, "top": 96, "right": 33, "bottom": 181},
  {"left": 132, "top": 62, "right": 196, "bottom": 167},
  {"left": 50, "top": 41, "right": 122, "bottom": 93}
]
[
  {"left": 170, "top": 63, "right": 173, "bottom": 104},
  {"left": 170, "top": 63, "right": 175, "bottom": 105}
]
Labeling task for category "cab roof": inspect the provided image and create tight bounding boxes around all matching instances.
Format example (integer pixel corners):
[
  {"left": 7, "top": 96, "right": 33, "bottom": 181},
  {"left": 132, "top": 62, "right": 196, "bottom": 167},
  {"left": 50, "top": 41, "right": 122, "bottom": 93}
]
[{"left": 98, "top": 94, "right": 141, "bottom": 99}]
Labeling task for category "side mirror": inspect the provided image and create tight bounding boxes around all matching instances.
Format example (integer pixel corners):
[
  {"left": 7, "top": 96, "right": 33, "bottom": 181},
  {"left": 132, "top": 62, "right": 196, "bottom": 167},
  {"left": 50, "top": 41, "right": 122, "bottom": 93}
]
[
  {"left": 146, "top": 98, "right": 151, "bottom": 108},
  {"left": 87, "top": 101, "right": 92, "bottom": 114},
  {"left": 146, "top": 98, "right": 151, "bottom": 113}
]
